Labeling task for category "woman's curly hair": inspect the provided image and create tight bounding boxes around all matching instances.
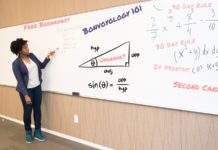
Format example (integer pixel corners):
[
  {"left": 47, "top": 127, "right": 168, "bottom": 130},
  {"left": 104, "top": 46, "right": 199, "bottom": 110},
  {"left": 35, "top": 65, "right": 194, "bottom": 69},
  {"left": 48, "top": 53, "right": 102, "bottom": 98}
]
[{"left": 10, "top": 38, "right": 28, "bottom": 55}]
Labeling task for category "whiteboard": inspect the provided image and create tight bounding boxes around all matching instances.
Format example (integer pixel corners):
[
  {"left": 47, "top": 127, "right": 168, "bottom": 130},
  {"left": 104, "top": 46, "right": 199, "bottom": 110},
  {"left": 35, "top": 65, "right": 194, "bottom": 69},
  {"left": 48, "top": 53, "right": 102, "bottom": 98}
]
[{"left": 0, "top": 0, "right": 218, "bottom": 115}]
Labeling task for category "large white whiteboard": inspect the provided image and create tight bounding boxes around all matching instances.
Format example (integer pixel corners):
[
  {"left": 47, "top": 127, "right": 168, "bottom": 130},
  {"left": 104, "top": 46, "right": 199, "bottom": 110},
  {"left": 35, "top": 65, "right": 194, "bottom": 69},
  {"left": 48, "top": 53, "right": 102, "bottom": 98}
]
[{"left": 1, "top": 0, "right": 218, "bottom": 115}]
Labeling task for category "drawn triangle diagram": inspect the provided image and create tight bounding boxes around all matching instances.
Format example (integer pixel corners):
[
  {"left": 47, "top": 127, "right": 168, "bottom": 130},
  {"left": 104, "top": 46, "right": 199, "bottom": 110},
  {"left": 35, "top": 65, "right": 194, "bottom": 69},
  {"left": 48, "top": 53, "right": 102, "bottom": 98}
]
[{"left": 79, "top": 41, "right": 130, "bottom": 68}]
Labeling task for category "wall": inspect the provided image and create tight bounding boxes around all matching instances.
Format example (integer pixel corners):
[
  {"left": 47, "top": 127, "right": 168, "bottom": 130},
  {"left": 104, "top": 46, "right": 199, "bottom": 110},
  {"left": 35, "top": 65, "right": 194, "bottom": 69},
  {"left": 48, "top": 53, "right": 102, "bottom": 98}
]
[{"left": 0, "top": 0, "right": 218, "bottom": 150}]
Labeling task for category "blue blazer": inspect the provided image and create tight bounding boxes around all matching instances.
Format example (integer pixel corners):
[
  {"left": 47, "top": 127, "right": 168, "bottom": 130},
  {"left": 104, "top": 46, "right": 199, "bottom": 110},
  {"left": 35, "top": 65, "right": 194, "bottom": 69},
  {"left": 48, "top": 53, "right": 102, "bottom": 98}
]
[{"left": 12, "top": 53, "right": 50, "bottom": 96}]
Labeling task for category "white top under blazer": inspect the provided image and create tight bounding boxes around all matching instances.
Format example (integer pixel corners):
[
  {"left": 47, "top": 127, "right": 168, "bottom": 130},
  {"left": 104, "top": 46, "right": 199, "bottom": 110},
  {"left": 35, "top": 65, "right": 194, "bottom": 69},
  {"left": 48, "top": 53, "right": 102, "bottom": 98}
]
[{"left": 23, "top": 59, "right": 40, "bottom": 89}]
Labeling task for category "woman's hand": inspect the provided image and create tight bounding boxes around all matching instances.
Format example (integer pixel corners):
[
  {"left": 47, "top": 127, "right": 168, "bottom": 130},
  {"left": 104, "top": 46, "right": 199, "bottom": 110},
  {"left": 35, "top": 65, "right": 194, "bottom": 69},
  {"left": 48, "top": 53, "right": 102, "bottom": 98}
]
[
  {"left": 25, "top": 95, "right": 32, "bottom": 105},
  {"left": 47, "top": 48, "right": 58, "bottom": 59}
]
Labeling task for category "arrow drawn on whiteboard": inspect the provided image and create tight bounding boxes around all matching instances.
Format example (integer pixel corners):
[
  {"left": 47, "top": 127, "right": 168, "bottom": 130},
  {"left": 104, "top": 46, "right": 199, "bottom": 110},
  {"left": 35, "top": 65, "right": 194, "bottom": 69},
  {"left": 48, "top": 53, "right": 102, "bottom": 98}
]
[{"left": 79, "top": 41, "right": 130, "bottom": 68}]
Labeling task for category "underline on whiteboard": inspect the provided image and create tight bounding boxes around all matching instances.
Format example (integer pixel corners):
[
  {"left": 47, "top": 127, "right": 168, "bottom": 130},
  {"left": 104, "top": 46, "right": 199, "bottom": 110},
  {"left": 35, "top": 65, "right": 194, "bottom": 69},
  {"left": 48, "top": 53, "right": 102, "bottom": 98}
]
[
  {"left": 205, "top": 19, "right": 218, "bottom": 22},
  {"left": 153, "top": 5, "right": 163, "bottom": 11},
  {"left": 116, "top": 84, "right": 129, "bottom": 86},
  {"left": 184, "top": 22, "right": 197, "bottom": 26},
  {"left": 147, "top": 29, "right": 158, "bottom": 31}
]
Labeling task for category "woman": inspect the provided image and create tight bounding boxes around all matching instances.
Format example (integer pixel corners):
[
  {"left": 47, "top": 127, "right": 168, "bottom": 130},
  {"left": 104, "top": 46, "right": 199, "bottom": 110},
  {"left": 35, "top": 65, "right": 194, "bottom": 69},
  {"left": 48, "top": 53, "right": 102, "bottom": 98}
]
[{"left": 11, "top": 38, "right": 55, "bottom": 144}]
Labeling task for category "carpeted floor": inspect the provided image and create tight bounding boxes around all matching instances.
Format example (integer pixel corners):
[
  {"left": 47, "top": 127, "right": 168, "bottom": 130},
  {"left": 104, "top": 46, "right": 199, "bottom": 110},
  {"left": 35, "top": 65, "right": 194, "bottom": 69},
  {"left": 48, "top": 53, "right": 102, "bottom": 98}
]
[{"left": 0, "top": 117, "right": 99, "bottom": 150}]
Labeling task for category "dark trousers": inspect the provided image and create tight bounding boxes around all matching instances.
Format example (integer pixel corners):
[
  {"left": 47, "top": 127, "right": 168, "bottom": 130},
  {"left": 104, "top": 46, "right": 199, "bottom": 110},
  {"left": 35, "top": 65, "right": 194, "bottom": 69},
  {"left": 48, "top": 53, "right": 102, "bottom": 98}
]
[{"left": 19, "top": 85, "right": 42, "bottom": 131}]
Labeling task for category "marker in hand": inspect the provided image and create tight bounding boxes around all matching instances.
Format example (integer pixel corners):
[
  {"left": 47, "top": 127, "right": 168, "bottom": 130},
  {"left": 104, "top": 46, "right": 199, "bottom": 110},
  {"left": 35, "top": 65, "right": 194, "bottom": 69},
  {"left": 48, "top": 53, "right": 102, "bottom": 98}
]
[
  {"left": 47, "top": 48, "right": 59, "bottom": 59},
  {"left": 54, "top": 47, "right": 59, "bottom": 52}
]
